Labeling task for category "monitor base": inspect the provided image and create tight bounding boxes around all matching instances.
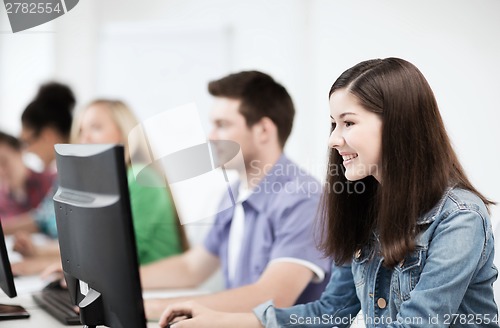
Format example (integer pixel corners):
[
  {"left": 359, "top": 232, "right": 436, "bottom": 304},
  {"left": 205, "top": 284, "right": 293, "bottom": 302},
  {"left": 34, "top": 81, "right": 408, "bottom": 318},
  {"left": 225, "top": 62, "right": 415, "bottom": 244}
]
[{"left": 0, "top": 303, "right": 30, "bottom": 320}]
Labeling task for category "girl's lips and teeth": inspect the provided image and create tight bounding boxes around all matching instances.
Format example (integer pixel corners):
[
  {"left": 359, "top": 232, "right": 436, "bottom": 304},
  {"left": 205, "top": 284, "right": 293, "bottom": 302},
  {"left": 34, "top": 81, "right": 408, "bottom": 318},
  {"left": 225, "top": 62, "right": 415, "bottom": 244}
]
[{"left": 339, "top": 152, "right": 358, "bottom": 165}]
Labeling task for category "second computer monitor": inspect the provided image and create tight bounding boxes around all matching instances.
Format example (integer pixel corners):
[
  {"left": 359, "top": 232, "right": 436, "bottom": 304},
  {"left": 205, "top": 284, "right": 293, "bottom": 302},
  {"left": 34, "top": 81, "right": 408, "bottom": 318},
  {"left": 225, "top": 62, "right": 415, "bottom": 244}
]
[
  {"left": 0, "top": 222, "right": 16, "bottom": 299},
  {"left": 53, "top": 144, "right": 146, "bottom": 328},
  {"left": 0, "top": 219, "right": 30, "bottom": 319}
]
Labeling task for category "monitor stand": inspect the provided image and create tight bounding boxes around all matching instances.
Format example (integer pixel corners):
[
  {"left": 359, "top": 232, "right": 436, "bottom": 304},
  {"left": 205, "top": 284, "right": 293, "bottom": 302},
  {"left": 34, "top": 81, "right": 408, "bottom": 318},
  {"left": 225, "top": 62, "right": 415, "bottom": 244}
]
[{"left": 79, "top": 288, "right": 104, "bottom": 328}]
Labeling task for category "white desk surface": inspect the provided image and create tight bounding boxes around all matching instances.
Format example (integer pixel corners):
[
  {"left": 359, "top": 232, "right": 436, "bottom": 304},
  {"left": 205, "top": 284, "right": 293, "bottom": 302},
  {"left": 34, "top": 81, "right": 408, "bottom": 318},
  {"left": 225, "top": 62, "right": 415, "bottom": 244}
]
[
  {"left": 0, "top": 271, "right": 210, "bottom": 328},
  {"left": 2, "top": 235, "right": 205, "bottom": 327},
  {"left": 2, "top": 284, "right": 367, "bottom": 328},
  {"left": 0, "top": 278, "right": 208, "bottom": 327},
  {"left": 0, "top": 285, "right": 163, "bottom": 328}
]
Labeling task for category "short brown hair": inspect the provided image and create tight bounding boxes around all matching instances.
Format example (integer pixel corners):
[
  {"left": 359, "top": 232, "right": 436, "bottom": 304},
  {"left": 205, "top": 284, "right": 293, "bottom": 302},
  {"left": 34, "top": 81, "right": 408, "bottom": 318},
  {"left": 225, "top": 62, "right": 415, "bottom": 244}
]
[{"left": 208, "top": 71, "right": 295, "bottom": 148}]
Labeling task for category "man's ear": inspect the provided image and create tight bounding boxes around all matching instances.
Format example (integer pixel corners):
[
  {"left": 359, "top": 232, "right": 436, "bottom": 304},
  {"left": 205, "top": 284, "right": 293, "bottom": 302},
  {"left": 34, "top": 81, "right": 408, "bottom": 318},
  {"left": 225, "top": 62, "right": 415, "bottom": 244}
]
[{"left": 255, "top": 117, "right": 278, "bottom": 144}]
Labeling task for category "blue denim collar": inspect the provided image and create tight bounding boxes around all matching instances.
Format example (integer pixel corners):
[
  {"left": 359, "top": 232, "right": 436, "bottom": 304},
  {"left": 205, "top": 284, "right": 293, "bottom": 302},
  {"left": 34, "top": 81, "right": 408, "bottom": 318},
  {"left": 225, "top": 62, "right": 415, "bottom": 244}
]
[{"left": 416, "top": 186, "right": 454, "bottom": 225}]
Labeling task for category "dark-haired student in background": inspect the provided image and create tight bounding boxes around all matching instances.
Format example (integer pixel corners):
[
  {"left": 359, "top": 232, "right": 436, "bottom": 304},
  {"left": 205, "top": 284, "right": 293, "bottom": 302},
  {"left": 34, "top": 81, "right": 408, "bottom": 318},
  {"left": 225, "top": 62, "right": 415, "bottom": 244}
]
[
  {"left": 3, "top": 82, "right": 75, "bottom": 275},
  {"left": 3, "top": 82, "right": 75, "bottom": 238}
]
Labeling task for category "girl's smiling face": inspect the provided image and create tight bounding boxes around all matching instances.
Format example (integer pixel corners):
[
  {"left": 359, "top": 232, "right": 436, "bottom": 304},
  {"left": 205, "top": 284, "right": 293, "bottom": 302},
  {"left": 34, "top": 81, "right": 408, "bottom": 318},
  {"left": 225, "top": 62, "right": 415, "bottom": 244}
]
[{"left": 328, "top": 89, "right": 383, "bottom": 182}]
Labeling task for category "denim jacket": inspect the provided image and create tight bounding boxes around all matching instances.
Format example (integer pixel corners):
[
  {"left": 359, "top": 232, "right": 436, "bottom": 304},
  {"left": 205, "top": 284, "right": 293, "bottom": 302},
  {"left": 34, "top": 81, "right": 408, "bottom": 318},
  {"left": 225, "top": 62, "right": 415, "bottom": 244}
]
[{"left": 254, "top": 187, "right": 498, "bottom": 327}]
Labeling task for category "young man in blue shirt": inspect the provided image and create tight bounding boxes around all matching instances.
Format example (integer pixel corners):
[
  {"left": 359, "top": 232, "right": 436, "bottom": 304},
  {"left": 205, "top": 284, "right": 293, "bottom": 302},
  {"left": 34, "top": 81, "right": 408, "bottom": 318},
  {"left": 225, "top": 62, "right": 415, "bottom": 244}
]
[{"left": 141, "top": 71, "right": 330, "bottom": 317}]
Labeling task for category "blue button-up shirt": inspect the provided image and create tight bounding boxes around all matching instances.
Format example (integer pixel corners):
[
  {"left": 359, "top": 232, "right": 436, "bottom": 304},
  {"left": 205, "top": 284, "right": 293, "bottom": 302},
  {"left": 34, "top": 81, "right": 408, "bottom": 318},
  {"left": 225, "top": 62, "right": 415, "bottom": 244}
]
[
  {"left": 204, "top": 154, "right": 331, "bottom": 304},
  {"left": 255, "top": 187, "right": 498, "bottom": 327}
]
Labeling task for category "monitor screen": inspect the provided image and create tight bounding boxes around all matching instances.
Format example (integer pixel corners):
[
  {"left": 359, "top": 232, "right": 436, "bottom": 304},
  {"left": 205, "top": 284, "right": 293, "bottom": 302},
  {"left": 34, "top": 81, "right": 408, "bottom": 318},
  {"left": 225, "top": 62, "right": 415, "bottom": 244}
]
[
  {"left": 53, "top": 144, "right": 146, "bottom": 328},
  {"left": 0, "top": 222, "right": 16, "bottom": 298}
]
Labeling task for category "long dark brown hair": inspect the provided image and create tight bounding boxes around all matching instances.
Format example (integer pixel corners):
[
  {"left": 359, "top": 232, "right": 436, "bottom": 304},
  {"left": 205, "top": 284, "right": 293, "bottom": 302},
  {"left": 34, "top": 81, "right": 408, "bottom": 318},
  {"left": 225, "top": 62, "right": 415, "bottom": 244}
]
[{"left": 319, "top": 58, "right": 494, "bottom": 267}]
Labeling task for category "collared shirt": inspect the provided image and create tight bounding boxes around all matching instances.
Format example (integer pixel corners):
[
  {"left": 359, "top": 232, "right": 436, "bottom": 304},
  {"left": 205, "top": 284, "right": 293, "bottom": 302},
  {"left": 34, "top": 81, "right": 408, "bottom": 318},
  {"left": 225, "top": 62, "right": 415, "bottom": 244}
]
[
  {"left": 227, "top": 184, "right": 252, "bottom": 283},
  {"left": 254, "top": 187, "right": 498, "bottom": 327},
  {"left": 204, "top": 154, "right": 331, "bottom": 304}
]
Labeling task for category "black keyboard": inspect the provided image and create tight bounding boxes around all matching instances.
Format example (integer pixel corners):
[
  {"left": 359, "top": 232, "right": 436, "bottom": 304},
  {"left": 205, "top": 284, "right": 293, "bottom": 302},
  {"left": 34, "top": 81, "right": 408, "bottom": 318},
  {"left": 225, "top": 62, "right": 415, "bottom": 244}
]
[{"left": 32, "top": 284, "right": 81, "bottom": 325}]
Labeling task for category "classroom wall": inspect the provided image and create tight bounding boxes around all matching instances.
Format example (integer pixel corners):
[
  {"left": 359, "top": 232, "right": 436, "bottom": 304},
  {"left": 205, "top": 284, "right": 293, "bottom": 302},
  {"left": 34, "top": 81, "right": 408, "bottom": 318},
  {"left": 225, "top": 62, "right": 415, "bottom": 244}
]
[{"left": 1, "top": 0, "right": 499, "bottom": 302}]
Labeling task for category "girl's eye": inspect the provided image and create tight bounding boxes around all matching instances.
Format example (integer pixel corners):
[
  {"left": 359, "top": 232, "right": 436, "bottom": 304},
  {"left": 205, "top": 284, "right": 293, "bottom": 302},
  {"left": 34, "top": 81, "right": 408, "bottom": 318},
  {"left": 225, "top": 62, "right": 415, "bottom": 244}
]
[
  {"left": 331, "top": 122, "right": 336, "bottom": 131},
  {"left": 345, "top": 121, "right": 354, "bottom": 127}
]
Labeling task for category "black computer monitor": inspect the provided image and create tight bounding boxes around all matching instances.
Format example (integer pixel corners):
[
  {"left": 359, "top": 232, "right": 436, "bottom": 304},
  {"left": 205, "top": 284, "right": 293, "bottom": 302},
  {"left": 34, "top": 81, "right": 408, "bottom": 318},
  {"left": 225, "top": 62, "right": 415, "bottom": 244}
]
[
  {"left": 53, "top": 144, "right": 146, "bottom": 328},
  {"left": 0, "top": 221, "right": 30, "bottom": 320}
]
